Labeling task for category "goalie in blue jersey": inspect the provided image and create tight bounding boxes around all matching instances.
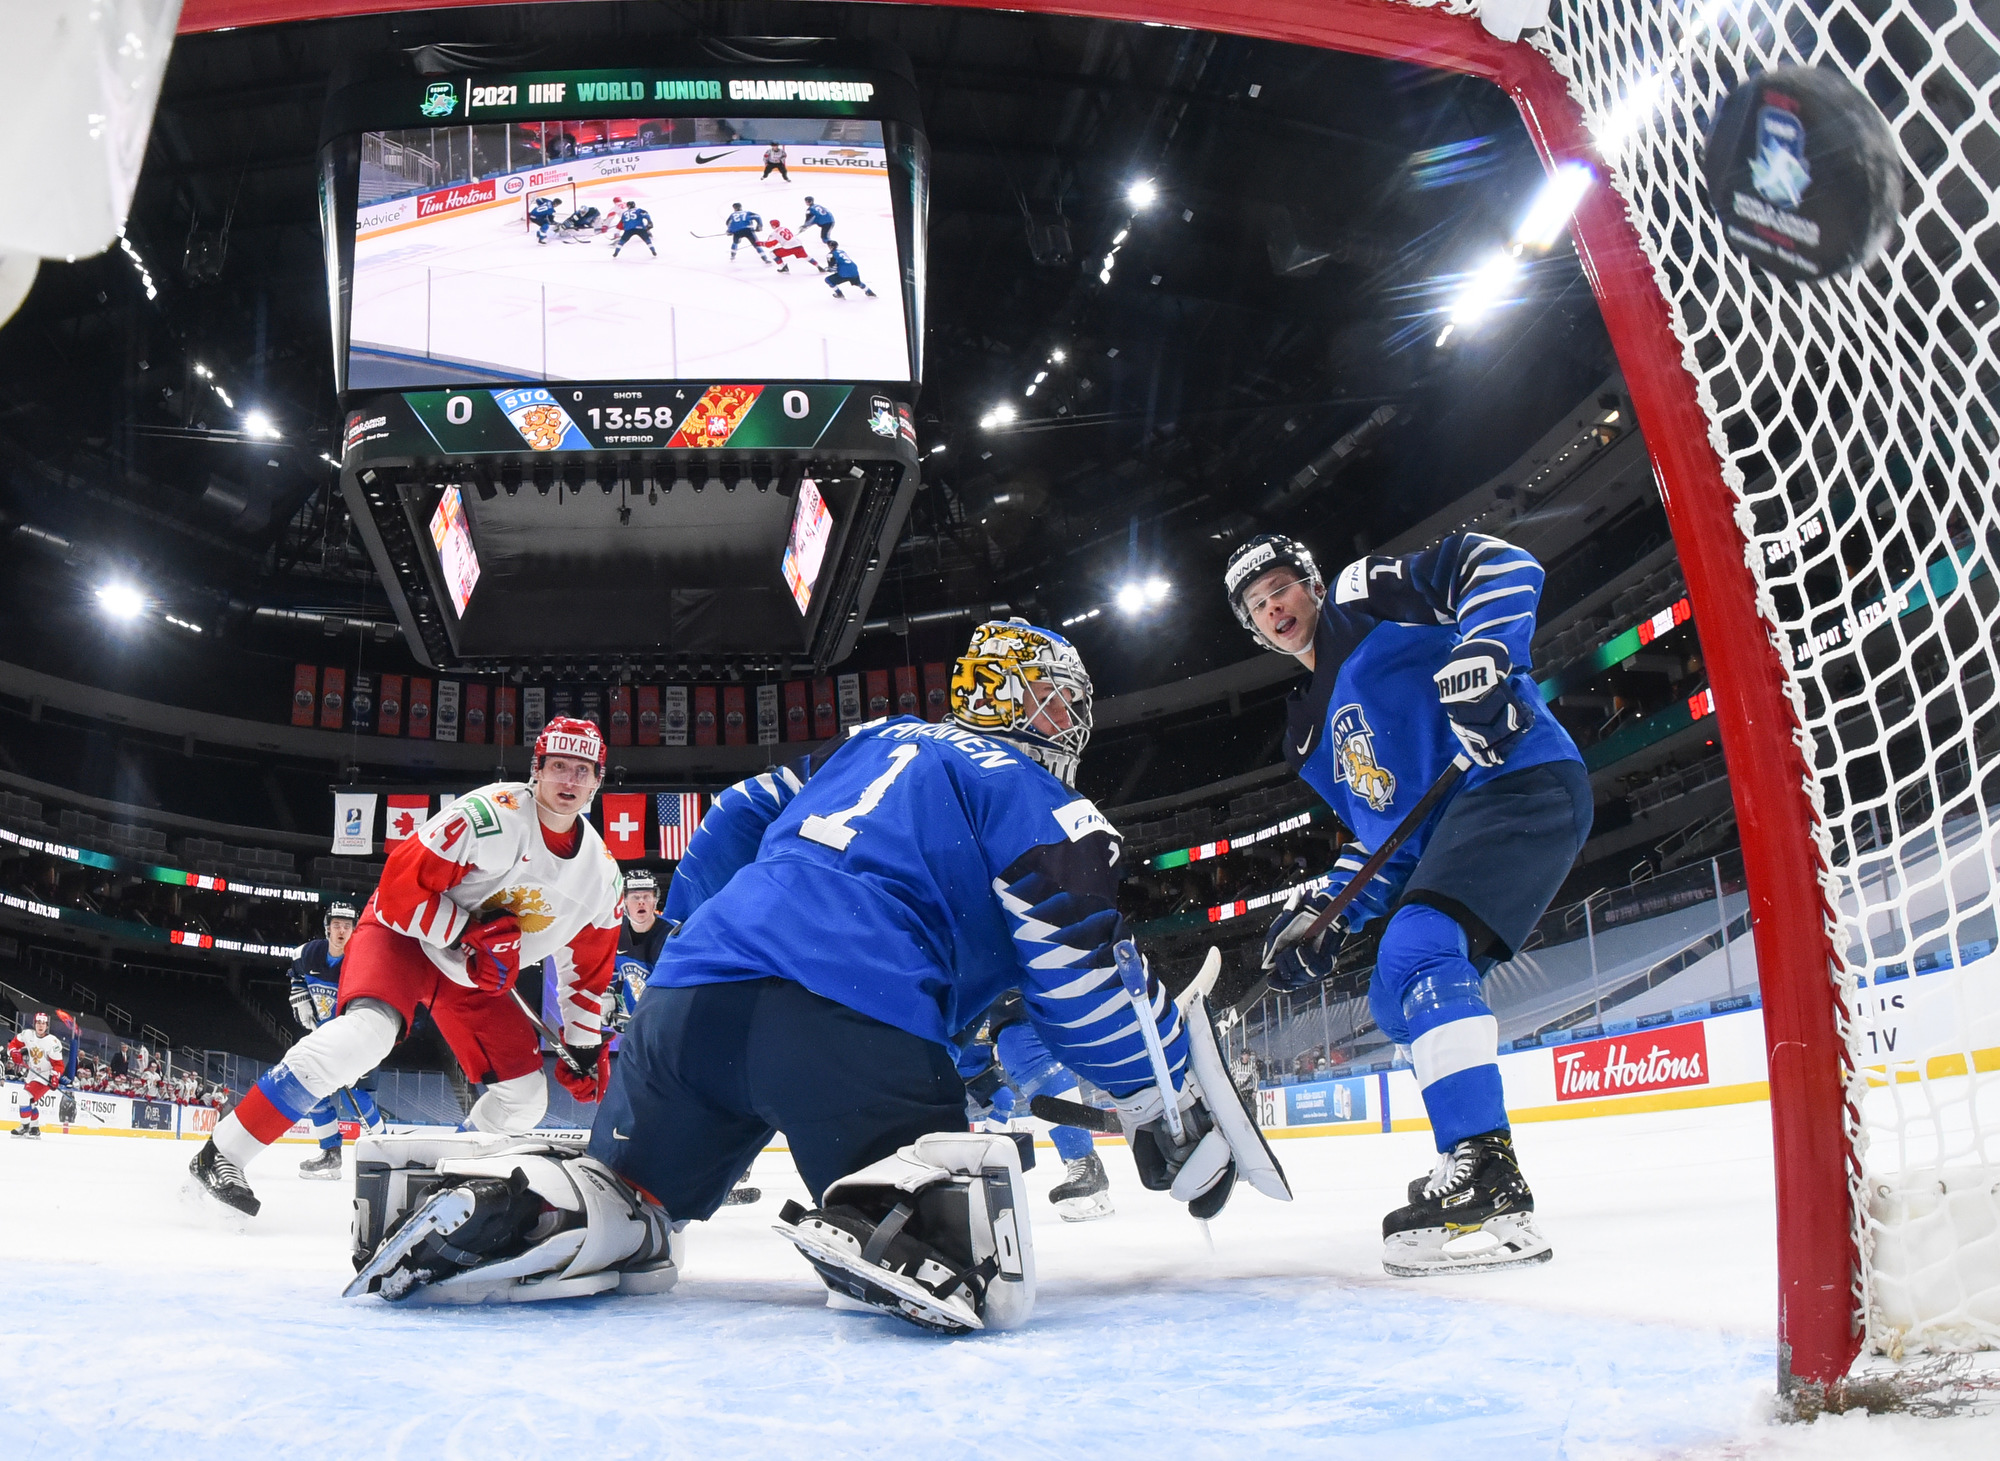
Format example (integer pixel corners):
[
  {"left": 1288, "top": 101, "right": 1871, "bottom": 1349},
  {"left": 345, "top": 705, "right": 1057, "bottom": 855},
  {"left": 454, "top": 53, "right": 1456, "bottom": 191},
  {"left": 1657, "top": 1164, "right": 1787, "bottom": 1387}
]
[
  {"left": 343, "top": 620, "right": 1287, "bottom": 1329},
  {"left": 1224, "top": 531, "right": 1592, "bottom": 1278}
]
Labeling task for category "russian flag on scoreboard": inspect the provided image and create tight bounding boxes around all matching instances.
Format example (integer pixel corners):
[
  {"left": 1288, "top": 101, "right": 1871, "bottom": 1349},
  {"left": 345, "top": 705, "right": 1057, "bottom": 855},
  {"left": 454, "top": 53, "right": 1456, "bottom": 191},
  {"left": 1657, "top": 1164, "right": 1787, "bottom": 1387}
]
[{"left": 657, "top": 793, "right": 706, "bottom": 860}]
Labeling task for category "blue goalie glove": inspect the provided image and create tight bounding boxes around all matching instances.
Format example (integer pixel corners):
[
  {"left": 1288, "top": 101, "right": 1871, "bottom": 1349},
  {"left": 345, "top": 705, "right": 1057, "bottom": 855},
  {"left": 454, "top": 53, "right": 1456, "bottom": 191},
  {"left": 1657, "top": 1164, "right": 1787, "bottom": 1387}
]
[
  {"left": 1260, "top": 887, "right": 1342, "bottom": 992},
  {"left": 1434, "top": 637, "right": 1536, "bottom": 767}
]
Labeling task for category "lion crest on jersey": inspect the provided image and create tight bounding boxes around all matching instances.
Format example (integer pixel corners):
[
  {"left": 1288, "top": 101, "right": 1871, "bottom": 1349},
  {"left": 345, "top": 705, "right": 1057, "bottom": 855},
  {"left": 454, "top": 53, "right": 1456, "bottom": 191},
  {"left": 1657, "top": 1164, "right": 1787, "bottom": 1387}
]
[
  {"left": 480, "top": 885, "right": 557, "bottom": 935},
  {"left": 1330, "top": 704, "right": 1397, "bottom": 813}
]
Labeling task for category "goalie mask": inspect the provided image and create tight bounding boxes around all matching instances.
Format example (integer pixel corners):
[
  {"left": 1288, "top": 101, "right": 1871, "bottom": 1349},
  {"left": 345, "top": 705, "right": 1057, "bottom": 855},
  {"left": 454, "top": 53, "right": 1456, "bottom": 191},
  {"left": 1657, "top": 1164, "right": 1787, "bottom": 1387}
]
[
  {"left": 950, "top": 619, "right": 1093, "bottom": 788},
  {"left": 1223, "top": 534, "right": 1324, "bottom": 650}
]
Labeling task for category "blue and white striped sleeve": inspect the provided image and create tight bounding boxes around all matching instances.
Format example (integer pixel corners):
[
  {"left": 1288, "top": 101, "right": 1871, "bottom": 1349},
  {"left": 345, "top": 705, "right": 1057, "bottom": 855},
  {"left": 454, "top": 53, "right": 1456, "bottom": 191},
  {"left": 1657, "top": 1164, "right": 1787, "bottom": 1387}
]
[
  {"left": 663, "top": 766, "right": 804, "bottom": 926},
  {"left": 990, "top": 837, "right": 1188, "bottom": 1099},
  {"left": 1415, "top": 533, "right": 1547, "bottom": 668}
]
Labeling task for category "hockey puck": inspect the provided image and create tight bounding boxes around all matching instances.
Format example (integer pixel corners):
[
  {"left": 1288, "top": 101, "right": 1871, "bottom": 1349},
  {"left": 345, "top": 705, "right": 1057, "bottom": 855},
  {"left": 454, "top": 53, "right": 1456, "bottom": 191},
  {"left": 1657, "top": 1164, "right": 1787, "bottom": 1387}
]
[{"left": 1702, "top": 65, "right": 1901, "bottom": 284}]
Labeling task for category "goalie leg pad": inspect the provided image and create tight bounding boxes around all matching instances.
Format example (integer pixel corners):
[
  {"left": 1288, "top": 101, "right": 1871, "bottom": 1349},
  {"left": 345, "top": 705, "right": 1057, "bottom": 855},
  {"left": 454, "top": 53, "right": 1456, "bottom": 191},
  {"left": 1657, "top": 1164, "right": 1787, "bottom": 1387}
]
[
  {"left": 775, "top": 1132, "right": 1035, "bottom": 1334},
  {"left": 347, "top": 1133, "right": 678, "bottom": 1304}
]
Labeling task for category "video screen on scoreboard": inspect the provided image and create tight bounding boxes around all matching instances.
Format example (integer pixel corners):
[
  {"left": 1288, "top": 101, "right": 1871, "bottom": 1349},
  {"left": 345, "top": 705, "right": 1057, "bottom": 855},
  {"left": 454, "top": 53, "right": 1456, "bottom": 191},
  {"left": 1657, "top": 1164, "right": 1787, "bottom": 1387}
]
[
  {"left": 346, "top": 119, "right": 911, "bottom": 389},
  {"left": 781, "top": 477, "right": 835, "bottom": 614},
  {"left": 428, "top": 485, "right": 482, "bottom": 616}
]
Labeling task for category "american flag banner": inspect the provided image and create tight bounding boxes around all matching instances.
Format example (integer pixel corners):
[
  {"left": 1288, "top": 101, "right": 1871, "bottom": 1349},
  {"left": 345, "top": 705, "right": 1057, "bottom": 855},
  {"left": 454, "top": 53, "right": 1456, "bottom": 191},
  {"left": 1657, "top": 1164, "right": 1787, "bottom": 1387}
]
[{"left": 656, "top": 793, "right": 705, "bottom": 860}]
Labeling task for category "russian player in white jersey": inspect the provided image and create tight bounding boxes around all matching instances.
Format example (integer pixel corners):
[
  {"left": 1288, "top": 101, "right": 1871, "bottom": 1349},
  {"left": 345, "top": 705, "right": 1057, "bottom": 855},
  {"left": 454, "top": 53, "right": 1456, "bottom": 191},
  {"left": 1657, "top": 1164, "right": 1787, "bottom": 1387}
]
[
  {"left": 8, "top": 1011, "right": 65, "bottom": 1139},
  {"left": 188, "top": 718, "right": 625, "bottom": 1216}
]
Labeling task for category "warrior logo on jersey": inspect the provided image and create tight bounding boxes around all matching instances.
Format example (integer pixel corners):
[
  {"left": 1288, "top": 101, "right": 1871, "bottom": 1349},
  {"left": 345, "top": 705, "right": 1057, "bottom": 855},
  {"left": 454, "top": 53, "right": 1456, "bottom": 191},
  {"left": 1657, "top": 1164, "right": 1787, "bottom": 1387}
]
[{"left": 1330, "top": 704, "right": 1397, "bottom": 812}]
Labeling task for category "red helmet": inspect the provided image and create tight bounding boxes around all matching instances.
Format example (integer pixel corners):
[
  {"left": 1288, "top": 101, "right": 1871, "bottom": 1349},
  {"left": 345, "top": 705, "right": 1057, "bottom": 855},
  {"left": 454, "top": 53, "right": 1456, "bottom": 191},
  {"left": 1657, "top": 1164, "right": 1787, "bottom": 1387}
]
[{"left": 534, "top": 716, "right": 606, "bottom": 775}]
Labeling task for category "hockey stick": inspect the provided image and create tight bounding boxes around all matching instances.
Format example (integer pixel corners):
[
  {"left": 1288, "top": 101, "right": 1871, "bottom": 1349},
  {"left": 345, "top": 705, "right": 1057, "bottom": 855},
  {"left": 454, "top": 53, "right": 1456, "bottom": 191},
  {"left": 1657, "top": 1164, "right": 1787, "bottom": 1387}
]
[
  {"left": 1029, "top": 1094, "right": 1120, "bottom": 1134},
  {"left": 688, "top": 229, "right": 731, "bottom": 238},
  {"left": 1113, "top": 938, "right": 1184, "bottom": 1141},
  {"left": 510, "top": 990, "right": 587, "bottom": 1078},
  {"left": 1232, "top": 752, "right": 1472, "bottom": 1016}
]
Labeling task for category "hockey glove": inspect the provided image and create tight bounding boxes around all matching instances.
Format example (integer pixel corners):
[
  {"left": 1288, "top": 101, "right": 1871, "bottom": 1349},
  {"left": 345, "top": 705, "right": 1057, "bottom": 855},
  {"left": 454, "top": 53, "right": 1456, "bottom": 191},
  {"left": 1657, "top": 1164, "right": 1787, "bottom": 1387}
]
[
  {"left": 288, "top": 977, "right": 320, "bottom": 1031},
  {"left": 460, "top": 912, "right": 524, "bottom": 996},
  {"left": 1434, "top": 637, "right": 1535, "bottom": 767},
  {"left": 554, "top": 1039, "right": 611, "bottom": 1102},
  {"left": 1260, "top": 887, "right": 1342, "bottom": 992},
  {"left": 962, "top": 1056, "right": 1009, "bottom": 1123}
]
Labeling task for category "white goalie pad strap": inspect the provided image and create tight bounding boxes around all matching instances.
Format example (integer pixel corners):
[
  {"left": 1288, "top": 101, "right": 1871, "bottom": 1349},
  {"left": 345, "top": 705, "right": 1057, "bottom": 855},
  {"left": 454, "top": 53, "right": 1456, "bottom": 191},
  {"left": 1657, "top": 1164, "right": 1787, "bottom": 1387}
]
[{"left": 1184, "top": 993, "right": 1292, "bottom": 1202}]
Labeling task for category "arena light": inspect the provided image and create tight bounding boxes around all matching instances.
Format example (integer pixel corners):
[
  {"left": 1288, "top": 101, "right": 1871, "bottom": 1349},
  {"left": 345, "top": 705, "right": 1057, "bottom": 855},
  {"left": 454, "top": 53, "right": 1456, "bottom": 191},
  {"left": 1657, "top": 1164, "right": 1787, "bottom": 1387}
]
[
  {"left": 1515, "top": 162, "right": 1594, "bottom": 249},
  {"left": 1025, "top": 383, "right": 1038, "bottom": 396},
  {"left": 1145, "top": 576, "right": 1170, "bottom": 604},
  {"left": 95, "top": 582, "right": 146, "bottom": 621},
  {"left": 244, "top": 409, "right": 281, "bottom": 440},
  {"left": 1448, "top": 250, "right": 1525, "bottom": 326},
  {"left": 1049, "top": 348, "right": 1066, "bottom": 363},
  {"left": 1114, "top": 583, "right": 1147, "bottom": 615},
  {"left": 1127, "top": 178, "right": 1158, "bottom": 209}
]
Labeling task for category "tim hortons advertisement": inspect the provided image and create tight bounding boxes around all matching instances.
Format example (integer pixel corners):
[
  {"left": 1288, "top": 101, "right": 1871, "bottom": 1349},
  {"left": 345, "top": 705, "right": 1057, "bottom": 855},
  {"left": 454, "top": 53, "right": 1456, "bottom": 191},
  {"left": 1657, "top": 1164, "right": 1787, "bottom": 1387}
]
[{"left": 1554, "top": 1022, "right": 1711, "bottom": 1101}]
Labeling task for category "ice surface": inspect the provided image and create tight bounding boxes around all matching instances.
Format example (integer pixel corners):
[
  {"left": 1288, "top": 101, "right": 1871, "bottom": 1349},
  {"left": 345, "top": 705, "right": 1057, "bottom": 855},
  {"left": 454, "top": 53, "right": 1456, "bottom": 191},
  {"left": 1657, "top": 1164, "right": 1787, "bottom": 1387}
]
[{"left": 7, "top": 1103, "right": 1998, "bottom": 1459}]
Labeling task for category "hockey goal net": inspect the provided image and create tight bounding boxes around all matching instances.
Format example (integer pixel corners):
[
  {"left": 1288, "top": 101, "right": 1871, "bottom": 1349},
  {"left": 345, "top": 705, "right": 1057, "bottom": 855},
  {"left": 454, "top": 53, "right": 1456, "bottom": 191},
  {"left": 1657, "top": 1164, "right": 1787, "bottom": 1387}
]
[
  {"left": 1041, "top": 0, "right": 2000, "bottom": 1403},
  {"left": 521, "top": 181, "right": 577, "bottom": 229}
]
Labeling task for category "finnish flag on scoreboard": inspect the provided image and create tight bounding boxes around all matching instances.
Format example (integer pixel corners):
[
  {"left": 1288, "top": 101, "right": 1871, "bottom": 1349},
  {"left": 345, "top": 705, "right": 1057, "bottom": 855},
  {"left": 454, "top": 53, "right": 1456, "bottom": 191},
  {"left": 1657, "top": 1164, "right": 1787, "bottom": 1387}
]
[{"left": 656, "top": 793, "right": 706, "bottom": 861}]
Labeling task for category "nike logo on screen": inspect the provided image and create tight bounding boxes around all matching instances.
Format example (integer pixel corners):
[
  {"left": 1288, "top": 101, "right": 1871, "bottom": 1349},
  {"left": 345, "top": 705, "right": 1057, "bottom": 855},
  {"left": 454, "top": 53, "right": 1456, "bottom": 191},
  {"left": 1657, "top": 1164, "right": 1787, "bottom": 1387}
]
[{"left": 694, "top": 151, "right": 731, "bottom": 165}]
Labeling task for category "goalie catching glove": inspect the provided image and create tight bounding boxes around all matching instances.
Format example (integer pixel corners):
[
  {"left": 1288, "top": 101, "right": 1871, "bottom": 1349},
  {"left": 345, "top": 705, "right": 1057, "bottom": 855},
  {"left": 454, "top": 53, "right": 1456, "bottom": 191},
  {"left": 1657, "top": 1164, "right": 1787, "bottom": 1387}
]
[
  {"left": 1110, "top": 992, "right": 1292, "bottom": 1219},
  {"left": 1433, "top": 637, "right": 1536, "bottom": 767}
]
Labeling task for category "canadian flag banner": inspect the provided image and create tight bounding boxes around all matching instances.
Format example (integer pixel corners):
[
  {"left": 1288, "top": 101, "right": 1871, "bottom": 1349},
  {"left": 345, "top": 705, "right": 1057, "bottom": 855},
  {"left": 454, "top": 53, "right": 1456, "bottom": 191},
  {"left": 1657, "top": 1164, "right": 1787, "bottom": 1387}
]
[
  {"left": 600, "top": 793, "right": 649, "bottom": 861},
  {"left": 385, "top": 794, "right": 430, "bottom": 842}
]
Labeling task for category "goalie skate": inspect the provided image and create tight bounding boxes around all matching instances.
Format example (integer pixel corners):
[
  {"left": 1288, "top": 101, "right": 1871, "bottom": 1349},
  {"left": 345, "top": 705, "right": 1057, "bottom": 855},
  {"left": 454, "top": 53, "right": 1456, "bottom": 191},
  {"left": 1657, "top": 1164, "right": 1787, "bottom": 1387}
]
[{"left": 1381, "top": 1130, "right": 1552, "bottom": 1277}]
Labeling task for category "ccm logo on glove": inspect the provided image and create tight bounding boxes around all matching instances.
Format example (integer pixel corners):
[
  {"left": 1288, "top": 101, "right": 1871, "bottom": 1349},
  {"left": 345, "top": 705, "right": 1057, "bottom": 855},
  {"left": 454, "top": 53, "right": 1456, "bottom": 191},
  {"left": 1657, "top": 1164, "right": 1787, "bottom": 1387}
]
[{"left": 461, "top": 912, "right": 524, "bottom": 995}]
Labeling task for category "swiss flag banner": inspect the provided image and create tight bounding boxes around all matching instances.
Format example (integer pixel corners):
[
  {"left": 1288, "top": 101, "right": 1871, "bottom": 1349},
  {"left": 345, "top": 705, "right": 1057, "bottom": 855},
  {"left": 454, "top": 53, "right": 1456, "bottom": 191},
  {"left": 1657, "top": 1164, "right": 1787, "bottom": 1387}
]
[
  {"left": 600, "top": 794, "right": 650, "bottom": 860},
  {"left": 385, "top": 794, "right": 430, "bottom": 842}
]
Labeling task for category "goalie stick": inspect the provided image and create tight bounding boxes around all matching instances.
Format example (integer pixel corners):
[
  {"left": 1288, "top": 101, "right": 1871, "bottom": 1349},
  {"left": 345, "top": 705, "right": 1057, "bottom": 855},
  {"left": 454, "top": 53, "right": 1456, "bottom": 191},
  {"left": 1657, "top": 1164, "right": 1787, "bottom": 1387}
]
[{"left": 1228, "top": 753, "right": 1471, "bottom": 1017}]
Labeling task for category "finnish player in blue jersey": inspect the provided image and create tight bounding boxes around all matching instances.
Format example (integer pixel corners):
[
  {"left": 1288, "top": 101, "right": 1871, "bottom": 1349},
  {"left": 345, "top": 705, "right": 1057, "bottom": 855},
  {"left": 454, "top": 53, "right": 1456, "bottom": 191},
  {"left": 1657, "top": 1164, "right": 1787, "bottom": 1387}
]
[
  {"left": 822, "top": 246, "right": 877, "bottom": 299},
  {"left": 801, "top": 196, "right": 835, "bottom": 245},
  {"left": 285, "top": 902, "right": 384, "bottom": 1179},
  {"left": 664, "top": 761, "right": 1117, "bottom": 1221},
  {"left": 609, "top": 200, "right": 655, "bottom": 258},
  {"left": 724, "top": 203, "right": 769, "bottom": 262},
  {"left": 1223, "top": 531, "right": 1591, "bottom": 1276},
  {"left": 527, "top": 195, "right": 560, "bottom": 243},
  {"left": 342, "top": 621, "right": 1287, "bottom": 1327}
]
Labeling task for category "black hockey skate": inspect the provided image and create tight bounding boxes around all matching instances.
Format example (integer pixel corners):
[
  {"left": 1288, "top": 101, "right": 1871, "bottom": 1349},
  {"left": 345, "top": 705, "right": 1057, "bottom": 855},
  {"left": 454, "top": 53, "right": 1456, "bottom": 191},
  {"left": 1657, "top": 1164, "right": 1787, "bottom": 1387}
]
[
  {"left": 346, "top": 1170, "right": 543, "bottom": 1302},
  {"left": 1382, "top": 1130, "right": 1550, "bottom": 1276},
  {"left": 1049, "top": 1151, "right": 1114, "bottom": 1222},
  {"left": 11, "top": 1123, "right": 40, "bottom": 1139},
  {"left": 189, "top": 1140, "right": 261, "bottom": 1217},
  {"left": 298, "top": 1146, "right": 343, "bottom": 1180}
]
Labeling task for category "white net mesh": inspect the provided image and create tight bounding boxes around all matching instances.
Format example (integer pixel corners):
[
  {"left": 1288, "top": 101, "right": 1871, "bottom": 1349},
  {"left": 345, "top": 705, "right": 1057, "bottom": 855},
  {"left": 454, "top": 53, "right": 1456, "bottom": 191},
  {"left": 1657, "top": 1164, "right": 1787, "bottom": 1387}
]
[{"left": 1479, "top": 0, "right": 2000, "bottom": 1356}]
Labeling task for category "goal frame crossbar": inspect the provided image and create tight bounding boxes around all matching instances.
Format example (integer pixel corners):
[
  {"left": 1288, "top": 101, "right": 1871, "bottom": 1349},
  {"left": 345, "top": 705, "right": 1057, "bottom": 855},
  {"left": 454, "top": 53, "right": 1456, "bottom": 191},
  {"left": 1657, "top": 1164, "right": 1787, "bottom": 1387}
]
[{"left": 178, "top": 0, "right": 1860, "bottom": 1390}]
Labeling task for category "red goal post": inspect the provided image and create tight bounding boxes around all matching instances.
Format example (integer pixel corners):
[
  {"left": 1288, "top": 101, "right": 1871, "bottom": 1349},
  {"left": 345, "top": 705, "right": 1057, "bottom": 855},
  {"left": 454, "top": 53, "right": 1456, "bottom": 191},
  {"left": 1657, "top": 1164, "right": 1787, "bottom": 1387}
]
[{"left": 180, "top": 0, "right": 2000, "bottom": 1404}]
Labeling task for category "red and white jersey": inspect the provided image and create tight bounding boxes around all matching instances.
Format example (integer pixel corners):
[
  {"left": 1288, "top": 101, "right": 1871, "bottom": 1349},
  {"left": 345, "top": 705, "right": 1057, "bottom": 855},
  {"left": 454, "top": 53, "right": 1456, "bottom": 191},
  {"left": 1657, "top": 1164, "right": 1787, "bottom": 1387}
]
[
  {"left": 370, "top": 783, "right": 625, "bottom": 1044},
  {"left": 769, "top": 221, "right": 800, "bottom": 246},
  {"left": 764, "top": 145, "right": 786, "bottom": 163},
  {"left": 8, "top": 1029, "right": 63, "bottom": 1086}
]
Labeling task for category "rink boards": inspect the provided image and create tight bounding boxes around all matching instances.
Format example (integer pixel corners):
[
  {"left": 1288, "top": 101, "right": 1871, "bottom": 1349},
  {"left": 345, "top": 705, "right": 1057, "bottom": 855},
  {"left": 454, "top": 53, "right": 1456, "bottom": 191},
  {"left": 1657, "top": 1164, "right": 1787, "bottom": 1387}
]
[{"left": 1, "top": 1085, "right": 334, "bottom": 1142}]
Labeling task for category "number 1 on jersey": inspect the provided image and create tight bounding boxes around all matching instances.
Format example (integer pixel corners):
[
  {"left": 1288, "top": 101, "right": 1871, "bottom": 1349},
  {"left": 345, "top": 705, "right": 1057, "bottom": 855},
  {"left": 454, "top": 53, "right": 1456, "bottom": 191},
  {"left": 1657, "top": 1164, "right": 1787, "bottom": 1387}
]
[{"left": 799, "top": 744, "right": 920, "bottom": 852}]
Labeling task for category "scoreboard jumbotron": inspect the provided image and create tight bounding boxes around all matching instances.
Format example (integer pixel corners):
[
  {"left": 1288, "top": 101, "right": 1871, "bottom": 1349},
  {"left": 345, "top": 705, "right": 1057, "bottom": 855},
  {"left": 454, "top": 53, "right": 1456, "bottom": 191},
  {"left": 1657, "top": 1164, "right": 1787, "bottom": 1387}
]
[{"left": 318, "top": 43, "right": 929, "bottom": 675}]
